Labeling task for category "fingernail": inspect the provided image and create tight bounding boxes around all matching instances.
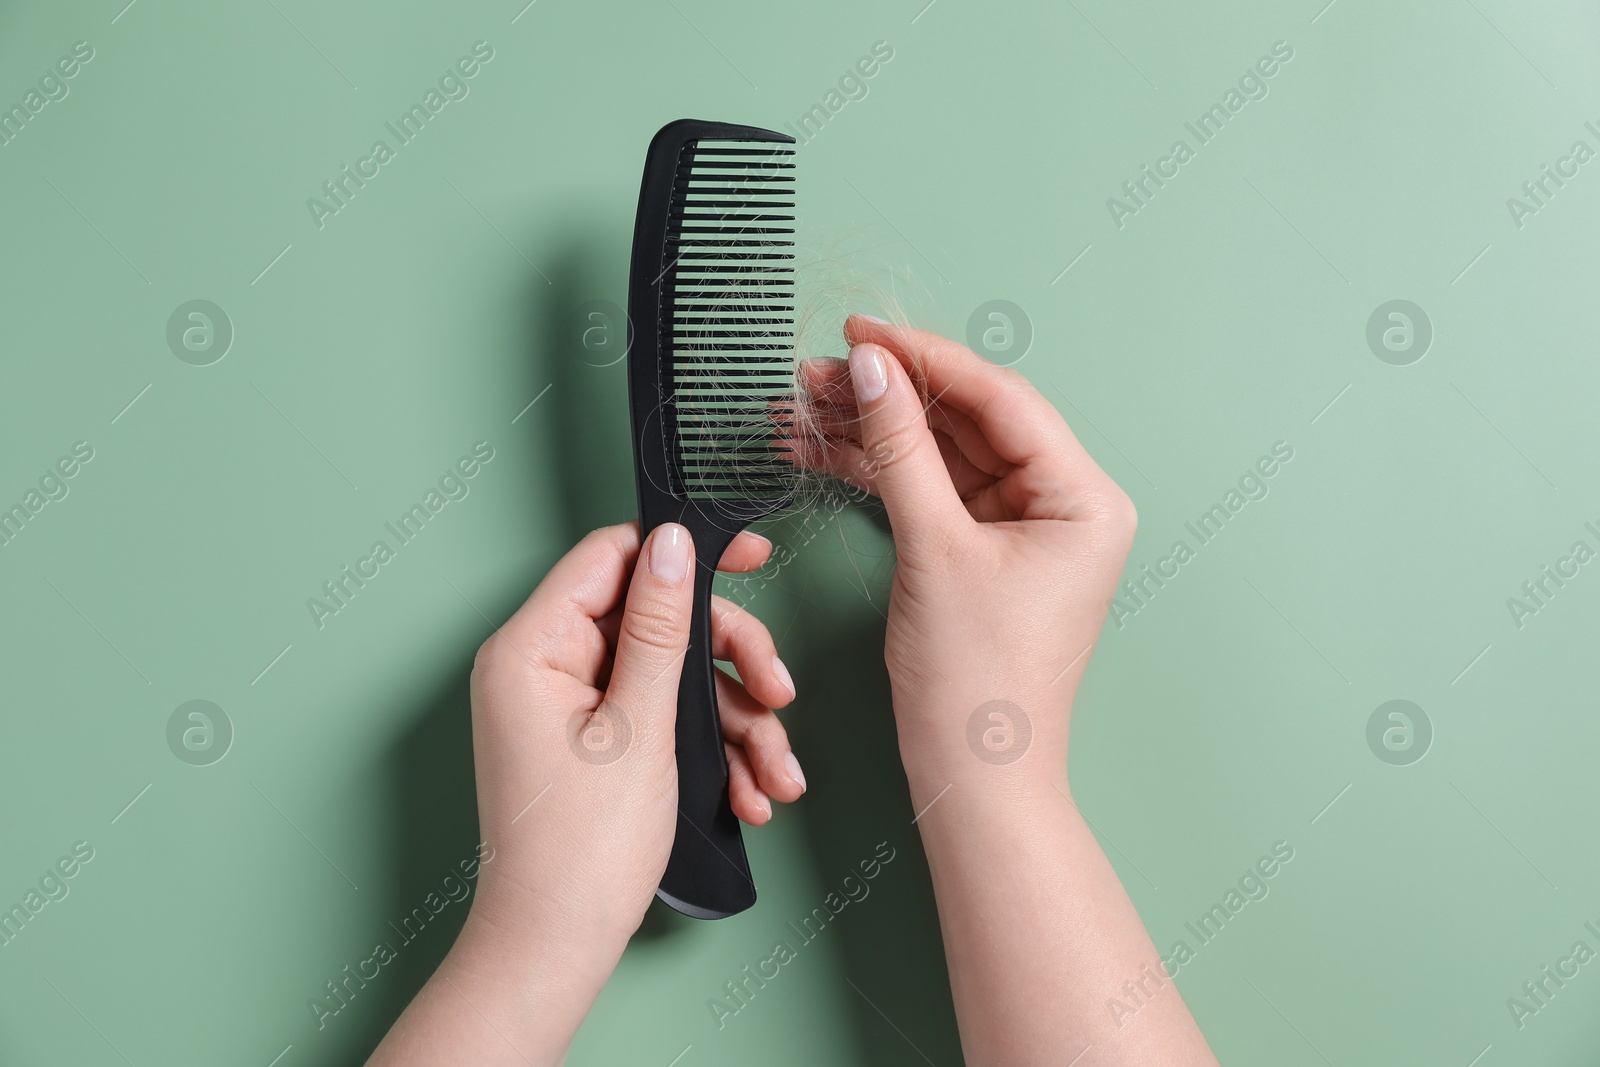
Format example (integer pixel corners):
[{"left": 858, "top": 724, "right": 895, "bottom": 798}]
[
  {"left": 860, "top": 314, "right": 889, "bottom": 324},
  {"left": 756, "top": 792, "right": 773, "bottom": 820},
  {"left": 650, "top": 524, "right": 690, "bottom": 582},
  {"left": 849, "top": 343, "right": 887, "bottom": 405},
  {"left": 784, "top": 751, "right": 807, "bottom": 792},
  {"left": 743, "top": 530, "right": 773, "bottom": 553},
  {"left": 772, "top": 655, "right": 795, "bottom": 699}
]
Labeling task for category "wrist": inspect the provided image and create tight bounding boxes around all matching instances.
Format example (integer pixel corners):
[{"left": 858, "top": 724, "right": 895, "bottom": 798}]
[
  {"left": 433, "top": 905, "right": 619, "bottom": 1060},
  {"left": 458, "top": 889, "right": 628, "bottom": 990},
  {"left": 892, "top": 687, "right": 1069, "bottom": 794}
]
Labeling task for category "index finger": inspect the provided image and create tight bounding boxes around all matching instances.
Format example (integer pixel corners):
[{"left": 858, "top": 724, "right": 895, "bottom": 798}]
[{"left": 498, "top": 523, "right": 641, "bottom": 653}]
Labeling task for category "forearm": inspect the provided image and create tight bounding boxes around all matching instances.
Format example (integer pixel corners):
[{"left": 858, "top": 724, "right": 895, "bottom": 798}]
[
  {"left": 366, "top": 909, "right": 615, "bottom": 1067},
  {"left": 905, "top": 755, "right": 1216, "bottom": 1066}
]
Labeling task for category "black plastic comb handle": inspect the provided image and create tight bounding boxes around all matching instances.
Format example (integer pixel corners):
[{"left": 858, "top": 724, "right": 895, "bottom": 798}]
[
  {"left": 651, "top": 513, "right": 750, "bottom": 920},
  {"left": 627, "top": 119, "right": 794, "bottom": 919}
]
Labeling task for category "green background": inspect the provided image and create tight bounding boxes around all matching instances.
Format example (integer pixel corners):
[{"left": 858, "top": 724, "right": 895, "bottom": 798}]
[{"left": 2, "top": 0, "right": 1598, "bottom": 1063}]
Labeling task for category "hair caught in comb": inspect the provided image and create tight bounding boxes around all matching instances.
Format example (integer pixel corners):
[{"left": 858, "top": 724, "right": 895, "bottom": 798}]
[{"left": 668, "top": 138, "right": 798, "bottom": 518}]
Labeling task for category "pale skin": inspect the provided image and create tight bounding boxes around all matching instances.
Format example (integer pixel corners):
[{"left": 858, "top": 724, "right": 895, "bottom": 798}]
[{"left": 367, "top": 317, "right": 1218, "bottom": 1066}]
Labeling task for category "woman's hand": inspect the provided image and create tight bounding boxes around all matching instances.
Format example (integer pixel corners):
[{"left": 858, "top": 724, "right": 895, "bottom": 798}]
[
  {"left": 798, "top": 316, "right": 1138, "bottom": 787},
  {"left": 797, "top": 319, "right": 1216, "bottom": 1066},
  {"left": 368, "top": 521, "right": 804, "bottom": 1066},
  {"left": 466, "top": 520, "right": 802, "bottom": 956}
]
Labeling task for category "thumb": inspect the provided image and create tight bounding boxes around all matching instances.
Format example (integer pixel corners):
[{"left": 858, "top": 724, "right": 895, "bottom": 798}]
[
  {"left": 602, "top": 523, "right": 694, "bottom": 748},
  {"left": 848, "top": 341, "right": 966, "bottom": 543}
]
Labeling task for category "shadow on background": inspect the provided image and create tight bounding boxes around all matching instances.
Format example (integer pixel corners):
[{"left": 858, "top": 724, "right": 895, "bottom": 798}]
[
  {"left": 309, "top": 660, "right": 480, "bottom": 1063},
  {"left": 541, "top": 233, "right": 638, "bottom": 539},
  {"left": 356, "top": 226, "right": 642, "bottom": 1048},
  {"left": 778, "top": 507, "right": 965, "bottom": 1065},
  {"left": 363, "top": 222, "right": 961, "bottom": 1063}
]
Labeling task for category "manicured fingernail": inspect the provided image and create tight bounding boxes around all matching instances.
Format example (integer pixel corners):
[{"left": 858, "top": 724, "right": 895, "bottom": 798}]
[
  {"left": 784, "top": 751, "right": 807, "bottom": 792},
  {"left": 650, "top": 524, "right": 690, "bottom": 583},
  {"left": 849, "top": 343, "right": 887, "bottom": 404},
  {"left": 772, "top": 655, "right": 795, "bottom": 699},
  {"left": 860, "top": 314, "right": 889, "bottom": 324},
  {"left": 756, "top": 792, "right": 772, "bottom": 820}
]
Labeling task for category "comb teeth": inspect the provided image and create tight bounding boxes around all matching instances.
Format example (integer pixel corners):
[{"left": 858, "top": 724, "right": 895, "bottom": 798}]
[{"left": 666, "top": 139, "right": 796, "bottom": 504}]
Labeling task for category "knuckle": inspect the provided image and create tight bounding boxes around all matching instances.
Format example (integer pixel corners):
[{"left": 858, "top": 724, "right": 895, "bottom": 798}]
[
  {"left": 471, "top": 633, "right": 506, "bottom": 682},
  {"left": 622, "top": 595, "right": 686, "bottom": 651},
  {"left": 1088, "top": 485, "right": 1139, "bottom": 546},
  {"left": 992, "top": 365, "right": 1029, "bottom": 393},
  {"left": 866, "top": 420, "right": 922, "bottom": 477},
  {"left": 743, "top": 712, "right": 790, "bottom": 753},
  {"left": 1111, "top": 487, "right": 1139, "bottom": 534},
  {"left": 576, "top": 522, "right": 639, "bottom": 565},
  {"left": 712, "top": 597, "right": 748, "bottom": 638},
  {"left": 584, "top": 521, "right": 634, "bottom": 545},
  {"left": 724, "top": 611, "right": 773, "bottom": 657}
]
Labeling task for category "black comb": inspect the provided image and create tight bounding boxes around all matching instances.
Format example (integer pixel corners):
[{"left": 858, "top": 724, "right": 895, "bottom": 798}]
[{"left": 626, "top": 119, "right": 796, "bottom": 919}]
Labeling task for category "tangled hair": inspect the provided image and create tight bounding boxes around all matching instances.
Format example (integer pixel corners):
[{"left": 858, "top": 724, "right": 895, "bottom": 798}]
[
  {"left": 771, "top": 242, "right": 933, "bottom": 517},
  {"left": 712, "top": 243, "right": 930, "bottom": 604}
]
